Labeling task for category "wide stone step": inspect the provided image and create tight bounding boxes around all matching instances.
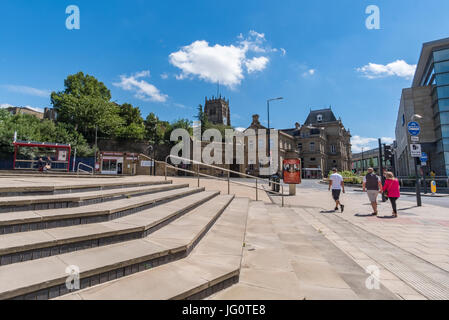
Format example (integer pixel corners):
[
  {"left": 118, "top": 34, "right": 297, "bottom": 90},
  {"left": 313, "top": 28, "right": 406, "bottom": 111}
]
[
  {"left": 0, "top": 194, "right": 234, "bottom": 300},
  {"left": 0, "top": 186, "right": 202, "bottom": 235},
  {"left": 0, "top": 183, "right": 187, "bottom": 213},
  {"left": 56, "top": 197, "right": 249, "bottom": 300},
  {"left": 0, "top": 179, "right": 172, "bottom": 197},
  {"left": 0, "top": 191, "right": 219, "bottom": 265}
]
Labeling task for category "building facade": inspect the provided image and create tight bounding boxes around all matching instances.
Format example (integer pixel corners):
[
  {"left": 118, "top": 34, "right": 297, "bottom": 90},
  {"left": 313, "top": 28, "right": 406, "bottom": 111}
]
[
  {"left": 280, "top": 108, "right": 352, "bottom": 178},
  {"left": 352, "top": 146, "right": 393, "bottom": 174},
  {"left": 204, "top": 96, "right": 231, "bottom": 126},
  {"left": 395, "top": 37, "right": 449, "bottom": 177}
]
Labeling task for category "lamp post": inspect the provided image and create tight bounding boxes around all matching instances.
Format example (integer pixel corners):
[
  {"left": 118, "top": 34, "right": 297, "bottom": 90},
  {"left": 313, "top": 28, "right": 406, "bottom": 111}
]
[
  {"left": 361, "top": 147, "right": 365, "bottom": 173},
  {"left": 410, "top": 114, "right": 423, "bottom": 206},
  {"left": 267, "top": 97, "right": 283, "bottom": 176}
]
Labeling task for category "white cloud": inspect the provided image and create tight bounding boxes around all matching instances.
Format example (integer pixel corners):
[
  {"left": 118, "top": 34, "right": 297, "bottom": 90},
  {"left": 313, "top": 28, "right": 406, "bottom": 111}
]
[
  {"left": 280, "top": 48, "right": 286, "bottom": 56},
  {"left": 235, "top": 127, "right": 246, "bottom": 132},
  {"left": 169, "top": 31, "right": 276, "bottom": 88},
  {"left": 245, "top": 56, "right": 269, "bottom": 73},
  {"left": 2, "top": 85, "right": 50, "bottom": 97},
  {"left": 356, "top": 60, "right": 416, "bottom": 80},
  {"left": 113, "top": 70, "right": 168, "bottom": 102},
  {"left": 0, "top": 103, "right": 14, "bottom": 109},
  {"left": 302, "top": 69, "right": 316, "bottom": 77},
  {"left": 351, "top": 135, "right": 394, "bottom": 153},
  {"left": 160, "top": 73, "right": 169, "bottom": 80}
]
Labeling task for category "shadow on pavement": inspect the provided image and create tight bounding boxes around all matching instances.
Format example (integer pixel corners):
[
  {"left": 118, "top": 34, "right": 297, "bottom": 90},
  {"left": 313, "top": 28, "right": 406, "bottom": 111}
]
[
  {"left": 354, "top": 213, "right": 374, "bottom": 217},
  {"left": 320, "top": 210, "right": 336, "bottom": 213}
]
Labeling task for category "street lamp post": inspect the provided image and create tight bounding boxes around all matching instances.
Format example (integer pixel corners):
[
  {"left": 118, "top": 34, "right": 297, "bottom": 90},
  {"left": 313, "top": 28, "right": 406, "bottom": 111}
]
[
  {"left": 267, "top": 97, "right": 283, "bottom": 176},
  {"left": 410, "top": 114, "right": 423, "bottom": 207},
  {"left": 361, "top": 147, "right": 365, "bottom": 173}
]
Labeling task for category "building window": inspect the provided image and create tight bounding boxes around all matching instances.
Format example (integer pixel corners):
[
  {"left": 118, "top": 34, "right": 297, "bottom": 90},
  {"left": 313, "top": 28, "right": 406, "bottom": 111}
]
[
  {"left": 310, "top": 158, "right": 316, "bottom": 161},
  {"left": 317, "top": 114, "right": 323, "bottom": 122},
  {"left": 309, "top": 142, "right": 315, "bottom": 152},
  {"left": 331, "top": 145, "right": 336, "bottom": 153},
  {"left": 297, "top": 143, "right": 303, "bottom": 152},
  {"left": 402, "top": 114, "right": 405, "bottom": 126}
]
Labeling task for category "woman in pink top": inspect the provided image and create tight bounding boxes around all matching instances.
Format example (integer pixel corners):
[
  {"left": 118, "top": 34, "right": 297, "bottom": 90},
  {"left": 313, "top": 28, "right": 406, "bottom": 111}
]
[{"left": 382, "top": 172, "right": 401, "bottom": 217}]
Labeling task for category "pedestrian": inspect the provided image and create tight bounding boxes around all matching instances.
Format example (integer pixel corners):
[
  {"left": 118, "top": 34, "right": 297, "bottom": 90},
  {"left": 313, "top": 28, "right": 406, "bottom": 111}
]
[
  {"left": 362, "top": 167, "right": 382, "bottom": 216},
  {"left": 382, "top": 171, "right": 400, "bottom": 218},
  {"left": 37, "top": 157, "right": 44, "bottom": 172},
  {"left": 328, "top": 168, "right": 345, "bottom": 212}
]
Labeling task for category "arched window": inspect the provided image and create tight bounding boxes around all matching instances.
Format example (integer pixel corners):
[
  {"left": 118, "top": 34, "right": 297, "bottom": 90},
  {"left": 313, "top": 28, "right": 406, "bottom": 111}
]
[{"left": 317, "top": 114, "right": 323, "bottom": 122}]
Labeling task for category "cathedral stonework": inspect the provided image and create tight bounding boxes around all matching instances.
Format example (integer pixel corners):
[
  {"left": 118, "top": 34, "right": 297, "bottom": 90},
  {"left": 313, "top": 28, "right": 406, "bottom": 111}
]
[{"left": 204, "top": 96, "right": 231, "bottom": 126}]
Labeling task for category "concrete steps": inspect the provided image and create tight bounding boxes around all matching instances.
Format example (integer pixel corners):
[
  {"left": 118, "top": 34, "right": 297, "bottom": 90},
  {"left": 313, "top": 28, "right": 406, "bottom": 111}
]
[
  {"left": 0, "top": 182, "right": 188, "bottom": 213},
  {"left": 0, "top": 191, "right": 219, "bottom": 265},
  {"left": 0, "top": 193, "right": 234, "bottom": 300},
  {"left": 56, "top": 198, "right": 249, "bottom": 300},
  {"left": 0, "top": 180, "right": 172, "bottom": 197},
  {"left": 0, "top": 186, "right": 203, "bottom": 234}
]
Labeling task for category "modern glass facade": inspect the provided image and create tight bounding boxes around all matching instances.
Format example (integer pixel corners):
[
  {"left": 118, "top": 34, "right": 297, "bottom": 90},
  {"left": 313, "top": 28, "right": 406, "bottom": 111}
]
[{"left": 432, "top": 48, "right": 449, "bottom": 175}]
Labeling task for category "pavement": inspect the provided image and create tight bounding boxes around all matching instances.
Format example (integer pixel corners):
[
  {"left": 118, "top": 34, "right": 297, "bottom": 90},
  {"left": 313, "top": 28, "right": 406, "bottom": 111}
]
[{"left": 267, "top": 180, "right": 449, "bottom": 300}]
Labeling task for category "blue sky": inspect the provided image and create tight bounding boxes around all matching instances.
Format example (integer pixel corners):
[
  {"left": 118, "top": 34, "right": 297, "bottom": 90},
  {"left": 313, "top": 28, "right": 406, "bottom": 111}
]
[{"left": 1, "top": 0, "right": 449, "bottom": 152}]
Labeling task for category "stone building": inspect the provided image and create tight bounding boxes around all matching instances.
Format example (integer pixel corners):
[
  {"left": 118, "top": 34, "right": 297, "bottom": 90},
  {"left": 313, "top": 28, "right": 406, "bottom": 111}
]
[
  {"left": 243, "top": 114, "right": 299, "bottom": 177},
  {"left": 6, "top": 106, "right": 44, "bottom": 119},
  {"left": 204, "top": 96, "right": 231, "bottom": 126},
  {"left": 280, "top": 108, "right": 352, "bottom": 178}
]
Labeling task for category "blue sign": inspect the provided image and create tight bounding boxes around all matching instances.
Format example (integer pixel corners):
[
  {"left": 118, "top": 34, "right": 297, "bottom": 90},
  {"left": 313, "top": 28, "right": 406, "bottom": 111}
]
[
  {"left": 420, "top": 152, "right": 428, "bottom": 162},
  {"left": 407, "top": 122, "right": 421, "bottom": 136}
]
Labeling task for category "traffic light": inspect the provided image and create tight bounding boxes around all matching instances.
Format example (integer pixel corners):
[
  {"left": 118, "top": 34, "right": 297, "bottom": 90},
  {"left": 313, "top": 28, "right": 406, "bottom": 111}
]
[{"left": 384, "top": 145, "right": 393, "bottom": 162}]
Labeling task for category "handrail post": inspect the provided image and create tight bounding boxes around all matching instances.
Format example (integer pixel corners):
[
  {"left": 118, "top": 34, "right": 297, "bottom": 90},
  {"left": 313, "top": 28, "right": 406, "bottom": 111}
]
[
  {"left": 227, "top": 170, "right": 230, "bottom": 195},
  {"left": 281, "top": 184, "right": 284, "bottom": 207},
  {"left": 197, "top": 163, "right": 200, "bottom": 187},
  {"left": 165, "top": 162, "right": 167, "bottom": 181},
  {"left": 256, "top": 178, "right": 258, "bottom": 201}
]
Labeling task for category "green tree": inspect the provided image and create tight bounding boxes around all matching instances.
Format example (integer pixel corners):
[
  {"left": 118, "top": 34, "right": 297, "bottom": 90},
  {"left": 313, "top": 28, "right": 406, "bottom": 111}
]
[
  {"left": 0, "top": 112, "right": 93, "bottom": 158},
  {"left": 51, "top": 72, "right": 124, "bottom": 142},
  {"left": 117, "top": 103, "right": 145, "bottom": 140}
]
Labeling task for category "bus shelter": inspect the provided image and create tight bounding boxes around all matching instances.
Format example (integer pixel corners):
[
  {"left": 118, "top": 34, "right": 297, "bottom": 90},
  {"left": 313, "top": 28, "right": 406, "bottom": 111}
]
[{"left": 13, "top": 141, "right": 71, "bottom": 172}]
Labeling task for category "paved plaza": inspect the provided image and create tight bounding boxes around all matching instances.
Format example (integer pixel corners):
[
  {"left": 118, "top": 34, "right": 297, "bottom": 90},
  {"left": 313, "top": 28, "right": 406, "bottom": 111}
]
[{"left": 267, "top": 180, "right": 449, "bottom": 300}]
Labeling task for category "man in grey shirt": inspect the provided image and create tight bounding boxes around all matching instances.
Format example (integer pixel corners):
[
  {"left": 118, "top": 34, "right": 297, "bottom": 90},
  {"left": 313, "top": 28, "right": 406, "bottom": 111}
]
[{"left": 362, "top": 168, "right": 382, "bottom": 216}]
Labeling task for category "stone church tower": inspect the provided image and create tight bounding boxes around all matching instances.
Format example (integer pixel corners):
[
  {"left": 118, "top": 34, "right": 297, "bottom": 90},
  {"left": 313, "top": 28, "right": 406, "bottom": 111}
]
[{"left": 204, "top": 96, "right": 231, "bottom": 126}]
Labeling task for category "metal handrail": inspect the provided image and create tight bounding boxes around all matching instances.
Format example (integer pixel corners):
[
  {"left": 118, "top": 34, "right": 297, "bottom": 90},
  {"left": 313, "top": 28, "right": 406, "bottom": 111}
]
[
  {"left": 77, "top": 162, "right": 94, "bottom": 175},
  {"left": 164, "top": 154, "right": 285, "bottom": 207}
]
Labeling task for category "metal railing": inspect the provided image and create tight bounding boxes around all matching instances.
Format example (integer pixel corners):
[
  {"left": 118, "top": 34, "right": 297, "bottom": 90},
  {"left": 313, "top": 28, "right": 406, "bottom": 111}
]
[
  {"left": 163, "top": 155, "right": 285, "bottom": 206},
  {"left": 77, "top": 162, "right": 94, "bottom": 175}
]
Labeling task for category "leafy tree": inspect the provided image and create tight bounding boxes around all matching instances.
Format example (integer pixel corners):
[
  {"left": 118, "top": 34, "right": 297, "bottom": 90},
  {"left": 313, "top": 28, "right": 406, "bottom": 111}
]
[
  {"left": 117, "top": 103, "right": 145, "bottom": 140},
  {"left": 51, "top": 72, "right": 124, "bottom": 142},
  {"left": 0, "top": 111, "right": 93, "bottom": 158}
]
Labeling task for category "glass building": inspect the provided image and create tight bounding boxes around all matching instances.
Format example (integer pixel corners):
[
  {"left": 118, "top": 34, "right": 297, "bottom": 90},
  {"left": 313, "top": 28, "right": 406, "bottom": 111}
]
[{"left": 411, "top": 38, "right": 449, "bottom": 176}]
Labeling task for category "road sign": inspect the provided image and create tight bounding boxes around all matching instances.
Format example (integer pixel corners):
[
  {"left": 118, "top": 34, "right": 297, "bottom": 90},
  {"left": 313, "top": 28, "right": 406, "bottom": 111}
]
[
  {"left": 411, "top": 136, "right": 419, "bottom": 142},
  {"left": 410, "top": 143, "right": 422, "bottom": 157},
  {"left": 408, "top": 122, "right": 421, "bottom": 136},
  {"left": 420, "top": 152, "right": 428, "bottom": 163}
]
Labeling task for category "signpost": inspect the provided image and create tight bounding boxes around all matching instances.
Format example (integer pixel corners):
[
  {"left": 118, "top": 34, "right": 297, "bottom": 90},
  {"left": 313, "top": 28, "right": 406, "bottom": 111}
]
[
  {"left": 408, "top": 121, "right": 422, "bottom": 206},
  {"left": 408, "top": 121, "right": 421, "bottom": 136},
  {"left": 421, "top": 152, "right": 428, "bottom": 194},
  {"left": 410, "top": 143, "right": 422, "bottom": 157}
]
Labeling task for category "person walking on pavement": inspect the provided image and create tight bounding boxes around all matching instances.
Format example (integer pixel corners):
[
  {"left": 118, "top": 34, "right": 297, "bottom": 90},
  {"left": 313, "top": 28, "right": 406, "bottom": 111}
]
[
  {"left": 328, "top": 168, "right": 345, "bottom": 213},
  {"left": 363, "top": 168, "right": 383, "bottom": 216},
  {"left": 382, "top": 172, "right": 401, "bottom": 218}
]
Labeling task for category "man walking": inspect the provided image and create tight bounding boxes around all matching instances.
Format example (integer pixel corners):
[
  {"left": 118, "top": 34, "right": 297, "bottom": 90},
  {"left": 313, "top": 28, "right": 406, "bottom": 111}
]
[
  {"left": 328, "top": 168, "right": 345, "bottom": 212},
  {"left": 362, "top": 168, "right": 382, "bottom": 216}
]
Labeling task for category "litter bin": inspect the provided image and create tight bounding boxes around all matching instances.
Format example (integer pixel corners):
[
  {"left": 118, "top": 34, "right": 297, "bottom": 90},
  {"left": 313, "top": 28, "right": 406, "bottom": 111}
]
[{"left": 271, "top": 174, "right": 280, "bottom": 192}]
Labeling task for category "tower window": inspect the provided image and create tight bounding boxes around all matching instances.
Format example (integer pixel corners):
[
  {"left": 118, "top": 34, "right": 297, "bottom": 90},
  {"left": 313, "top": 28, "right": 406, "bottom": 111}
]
[{"left": 317, "top": 114, "right": 323, "bottom": 122}]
